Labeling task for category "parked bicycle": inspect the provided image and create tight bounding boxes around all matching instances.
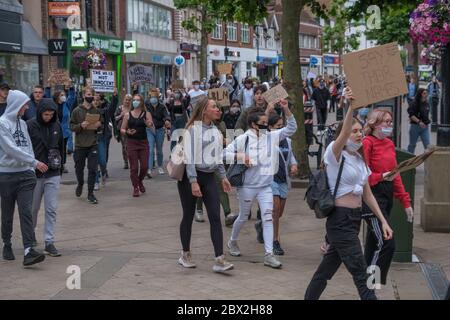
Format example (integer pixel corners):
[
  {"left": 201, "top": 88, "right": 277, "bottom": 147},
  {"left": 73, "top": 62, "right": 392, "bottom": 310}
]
[{"left": 307, "top": 122, "right": 339, "bottom": 170}]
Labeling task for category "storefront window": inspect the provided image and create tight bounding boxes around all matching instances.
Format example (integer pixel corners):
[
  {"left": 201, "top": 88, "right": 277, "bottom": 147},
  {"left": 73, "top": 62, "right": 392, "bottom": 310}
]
[
  {"left": 0, "top": 53, "right": 39, "bottom": 94},
  {"left": 127, "top": 0, "right": 172, "bottom": 39}
]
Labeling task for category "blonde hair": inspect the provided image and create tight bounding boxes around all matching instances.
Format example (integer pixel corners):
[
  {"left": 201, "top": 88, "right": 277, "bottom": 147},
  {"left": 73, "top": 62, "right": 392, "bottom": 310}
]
[
  {"left": 364, "top": 109, "right": 393, "bottom": 136},
  {"left": 185, "top": 95, "right": 210, "bottom": 128}
]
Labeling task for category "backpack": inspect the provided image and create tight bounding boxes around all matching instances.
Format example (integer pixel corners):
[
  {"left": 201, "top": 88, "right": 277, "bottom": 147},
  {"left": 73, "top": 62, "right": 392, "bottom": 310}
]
[{"left": 305, "top": 157, "right": 345, "bottom": 219}]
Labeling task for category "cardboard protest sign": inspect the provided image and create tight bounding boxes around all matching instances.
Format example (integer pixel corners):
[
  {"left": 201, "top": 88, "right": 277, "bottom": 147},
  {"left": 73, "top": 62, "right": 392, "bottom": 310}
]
[
  {"left": 48, "top": 69, "right": 71, "bottom": 87},
  {"left": 208, "top": 88, "right": 230, "bottom": 107},
  {"left": 172, "top": 80, "right": 185, "bottom": 90},
  {"left": 220, "top": 81, "right": 234, "bottom": 94},
  {"left": 217, "top": 63, "right": 233, "bottom": 75},
  {"left": 384, "top": 147, "right": 442, "bottom": 181},
  {"left": 85, "top": 113, "right": 100, "bottom": 130},
  {"left": 90, "top": 70, "right": 115, "bottom": 93},
  {"left": 128, "top": 64, "right": 153, "bottom": 85},
  {"left": 343, "top": 42, "right": 408, "bottom": 109},
  {"left": 262, "top": 84, "right": 289, "bottom": 105}
]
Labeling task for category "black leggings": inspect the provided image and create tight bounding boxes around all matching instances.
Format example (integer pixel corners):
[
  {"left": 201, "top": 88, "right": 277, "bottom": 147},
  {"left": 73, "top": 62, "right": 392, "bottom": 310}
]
[{"left": 178, "top": 171, "right": 223, "bottom": 257}]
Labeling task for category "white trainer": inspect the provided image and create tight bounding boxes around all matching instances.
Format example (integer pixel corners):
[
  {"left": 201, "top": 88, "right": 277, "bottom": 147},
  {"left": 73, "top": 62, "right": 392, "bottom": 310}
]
[
  {"left": 264, "top": 253, "right": 282, "bottom": 269},
  {"left": 178, "top": 251, "right": 196, "bottom": 268},
  {"left": 227, "top": 240, "right": 241, "bottom": 257},
  {"left": 213, "top": 255, "right": 234, "bottom": 273}
]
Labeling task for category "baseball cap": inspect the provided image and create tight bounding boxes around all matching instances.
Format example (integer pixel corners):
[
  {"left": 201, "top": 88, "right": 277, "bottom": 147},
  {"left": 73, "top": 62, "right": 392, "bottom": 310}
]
[{"left": 0, "top": 82, "right": 11, "bottom": 90}]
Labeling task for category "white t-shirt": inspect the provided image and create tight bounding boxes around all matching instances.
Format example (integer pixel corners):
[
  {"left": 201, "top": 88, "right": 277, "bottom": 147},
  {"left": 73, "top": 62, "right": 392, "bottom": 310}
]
[
  {"left": 243, "top": 88, "right": 254, "bottom": 109},
  {"left": 188, "top": 89, "right": 207, "bottom": 99},
  {"left": 324, "top": 141, "right": 371, "bottom": 199}
]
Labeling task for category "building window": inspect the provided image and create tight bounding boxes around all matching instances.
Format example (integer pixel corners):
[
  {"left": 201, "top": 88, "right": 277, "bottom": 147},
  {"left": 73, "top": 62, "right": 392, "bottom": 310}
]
[
  {"left": 107, "top": 0, "right": 115, "bottom": 33},
  {"left": 299, "top": 34, "right": 318, "bottom": 49},
  {"left": 241, "top": 24, "right": 249, "bottom": 43},
  {"left": 246, "top": 62, "right": 252, "bottom": 77},
  {"left": 227, "top": 23, "right": 237, "bottom": 41},
  {"left": 85, "top": 0, "right": 94, "bottom": 29},
  {"left": 97, "top": 0, "right": 103, "bottom": 31},
  {"left": 267, "top": 29, "right": 274, "bottom": 48},
  {"left": 212, "top": 20, "right": 222, "bottom": 39},
  {"left": 127, "top": 0, "right": 172, "bottom": 39}
]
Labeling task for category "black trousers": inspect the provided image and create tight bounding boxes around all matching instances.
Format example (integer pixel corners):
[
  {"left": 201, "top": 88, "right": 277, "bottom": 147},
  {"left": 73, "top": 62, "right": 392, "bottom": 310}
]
[
  {"left": 316, "top": 107, "right": 328, "bottom": 131},
  {"left": 178, "top": 171, "right": 223, "bottom": 257},
  {"left": 330, "top": 95, "right": 337, "bottom": 112},
  {"left": 363, "top": 181, "right": 395, "bottom": 285},
  {"left": 62, "top": 137, "right": 68, "bottom": 165},
  {"left": 74, "top": 146, "right": 98, "bottom": 194},
  {"left": 305, "top": 207, "right": 377, "bottom": 300},
  {"left": 0, "top": 170, "right": 37, "bottom": 249}
]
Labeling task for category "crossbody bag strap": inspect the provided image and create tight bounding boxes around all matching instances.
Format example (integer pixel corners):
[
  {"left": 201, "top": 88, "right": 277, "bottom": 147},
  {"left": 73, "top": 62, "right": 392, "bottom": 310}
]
[{"left": 332, "top": 156, "right": 345, "bottom": 200}]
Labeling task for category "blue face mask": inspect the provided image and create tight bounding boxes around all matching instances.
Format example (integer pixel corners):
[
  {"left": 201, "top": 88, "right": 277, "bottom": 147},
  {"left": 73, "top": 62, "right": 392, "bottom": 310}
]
[
  {"left": 381, "top": 127, "right": 393, "bottom": 138},
  {"left": 132, "top": 101, "right": 140, "bottom": 109},
  {"left": 358, "top": 108, "right": 369, "bottom": 118},
  {"left": 150, "top": 98, "right": 158, "bottom": 105}
]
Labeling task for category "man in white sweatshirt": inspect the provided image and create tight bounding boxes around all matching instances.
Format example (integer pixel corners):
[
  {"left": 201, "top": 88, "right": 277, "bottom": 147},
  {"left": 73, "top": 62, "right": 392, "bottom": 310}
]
[{"left": 0, "top": 90, "right": 48, "bottom": 266}]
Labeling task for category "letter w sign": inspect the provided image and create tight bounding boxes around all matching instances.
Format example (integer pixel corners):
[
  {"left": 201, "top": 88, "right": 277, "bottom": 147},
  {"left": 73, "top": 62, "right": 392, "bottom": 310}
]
[{"left": 48, "top": 39, "right": 67, "bottom": 56}]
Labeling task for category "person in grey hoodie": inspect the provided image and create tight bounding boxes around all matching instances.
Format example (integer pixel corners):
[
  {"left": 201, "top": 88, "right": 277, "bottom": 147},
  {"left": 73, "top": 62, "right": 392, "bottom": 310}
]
[{"left": 0, "top": 90, "right": 49, "bottom": 266}]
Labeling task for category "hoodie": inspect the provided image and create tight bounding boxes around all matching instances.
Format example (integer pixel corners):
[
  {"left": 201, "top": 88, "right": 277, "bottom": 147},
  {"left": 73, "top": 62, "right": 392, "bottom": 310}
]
[
  {"left": 0, "top": 90, "right": 37, "bottom": 173},
  {"left": 27, "top": 99, "right": 64, "bottom": 179}
]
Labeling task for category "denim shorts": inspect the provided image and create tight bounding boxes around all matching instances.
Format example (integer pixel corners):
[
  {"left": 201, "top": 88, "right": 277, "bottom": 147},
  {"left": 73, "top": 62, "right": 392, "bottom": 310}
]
[{"left": 271, "top": 181, "right": 289, "bottom": 199}]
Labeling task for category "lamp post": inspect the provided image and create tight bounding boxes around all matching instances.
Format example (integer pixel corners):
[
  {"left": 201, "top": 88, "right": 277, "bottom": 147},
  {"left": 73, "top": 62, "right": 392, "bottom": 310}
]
[
  {"left": 437, "top": 43, "right": 450, "bottom": 146},
  {"left": 224, "top": 22, "right": 228, "bottom": 63}
]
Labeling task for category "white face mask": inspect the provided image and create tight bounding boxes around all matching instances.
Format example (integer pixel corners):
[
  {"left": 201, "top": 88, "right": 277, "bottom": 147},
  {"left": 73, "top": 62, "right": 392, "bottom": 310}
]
[
  {"left": 227, "top": 79, "right": 233, "bottom": 84},
  {"left": 346, "top": 139, "right": 362, "bottom": 153},
  {"left": 194, "top": 85, "right": 200, "bottom": 90},
  {"left": 60, "top": 96, "right": 67, "bottom": 103}
]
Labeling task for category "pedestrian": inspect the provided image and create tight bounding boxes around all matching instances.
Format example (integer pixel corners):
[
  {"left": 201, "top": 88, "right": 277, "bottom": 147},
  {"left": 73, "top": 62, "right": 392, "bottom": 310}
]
[
  {"left": 355, "top": 106, "right": 370, "bottom": 127},
  {"left": 0, "top": 81, "right": 11, "bottom": 117},
  {"left": 407, "top": 88, "right": 431, "bottom": 154},
  {"left": 406, "top": 76, "right": 417, "bottom": 108},
  {"left": 27, "top": 99, "right": 64, "bottom": 257},
  {"left": 304, "top": 87, "right": 393, "bottom": 300},
  {"left": 312, "top": 79, "right": 331, "bottom": 134},
  {"left": 268, "top": 113, "right": 298, "bottom": 256},
  {"left": 177, "top": 95, "right": 234, "bottom": 273},
  {"left": 223, "top": 100, "right": 242, "bottom": 130},
  {"left": 329, "top": 78, "right": 338, "bottom": 113},
  {"left": 427, "top": 75, "right": 440, "bottom": 124},
  {"left": 145, "top": 89, "right": 171, "bottom": 178},
  {"left": 23, "top": 85, "right": 47, "bottom": 121},
  {"left": 362, "top": 109, "right": 414, "bottom": 286},
  {"left": 225, "top": 100, "right": 297, "bottom": 269},
  {"left": 167, "top": 90, "right": 189, "bottom": 151},
  {"left": 115, "top": 94, "right": 132, "bottom": 169},
  {"left": 52, "top": 87, "right": 76, "bottom": 174},
  {"left": 70, "top": 87, "right": 102, "bottom": 204},
  {"left": 237, "top": 78, "right": 255, "bottom": 110},
  {"left": 121, "top": 94, "right": 153, "bottom": 197},
  {"left": 0, "top": 90, "right": 48, "bottom": 266}
]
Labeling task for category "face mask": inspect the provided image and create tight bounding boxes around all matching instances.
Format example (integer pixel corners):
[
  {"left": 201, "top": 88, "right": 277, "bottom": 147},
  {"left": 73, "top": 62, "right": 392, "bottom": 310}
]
[
  {"left": 174, "top": 94, "right": 181, "bottom": 100},
  {"left": 194, "top": 85, "right": 200, "bottom": 90},
  {"left": 84, "top": 97, "right": 94, "bottom": 104},
  {"left": 256, "top": 124, "right": 268, "bottom": 131},
  {"left": 380, "top": 127, "right": 393, "bottom": 138},
  {"left": 358, "top": 108, "right": 369, "bottom": 118},
  {"left": 150, "top": 98, "right": 158, "bottom": 106},
  {"left": 230, "top": 107, "right": 240, "bottom": 114},
  {"left": 60, "top": 96, "right": 67, "bottom": 103},
  {"left": 227, "top": 79, "right": 233, "bottom": 84},
  {"left": 132, "top": 101, "right": 140, "bottom": 109},
  {"left": 346, "top": 139, "right": 362, "bottom": 153}
]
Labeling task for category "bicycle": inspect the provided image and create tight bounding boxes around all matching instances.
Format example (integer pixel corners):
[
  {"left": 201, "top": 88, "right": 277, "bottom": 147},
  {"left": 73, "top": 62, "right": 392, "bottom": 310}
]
[{"left": 306, "top": 122, "right": 339, "bottom": 170}]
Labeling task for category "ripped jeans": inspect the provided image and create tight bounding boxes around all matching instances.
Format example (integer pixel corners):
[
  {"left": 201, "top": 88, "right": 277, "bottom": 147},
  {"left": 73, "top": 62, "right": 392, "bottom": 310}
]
[{"left": 231, "top": 186, "right": 274, "bottom": 254}]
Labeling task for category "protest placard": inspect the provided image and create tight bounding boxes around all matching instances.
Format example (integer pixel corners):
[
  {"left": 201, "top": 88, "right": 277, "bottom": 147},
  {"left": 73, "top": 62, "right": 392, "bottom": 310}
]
[
  {"left": 48, "top": 69, "right": 71, "bottom": 87},
  {"left": 208, "top": 88, "right": 230, "bottom": 107},
  {"left": 172, "top": 80, "right": 185, "bottom": 90},
  {"left": 217, "top": 63, "right": 233, "bottom": 75},
  {"left": 128, "top": 64, "right": 153, "bottom": 85},
  {"left": 343, "top": 42, "right": 408, "bottom": 109},
  {"left": 90, "top": 70, "right": 115, "bottom": 93},
  {"left": 262, "top": 84, "right": 289, "bottom": 105},
  {"left": 85, "top": 113, "right": 100, "bottom": 130}
]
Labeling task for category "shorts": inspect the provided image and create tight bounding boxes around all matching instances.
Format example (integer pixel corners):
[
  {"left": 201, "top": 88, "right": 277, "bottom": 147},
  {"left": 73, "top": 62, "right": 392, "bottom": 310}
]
[{"left": 271, "top": 181, "right": 289, "bottom": 199}]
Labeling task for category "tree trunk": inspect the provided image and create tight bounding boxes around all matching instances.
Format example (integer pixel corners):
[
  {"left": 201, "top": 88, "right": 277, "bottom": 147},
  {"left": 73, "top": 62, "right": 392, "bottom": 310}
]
[
  {"left": 200, "top": 7, "right": 208, "bottom": 80},
  {"left": 282, "top": 0, "right": 310, "bottom": 178},
  {"left": 412, "top": 40, "right": 419, "bottom": 83}
]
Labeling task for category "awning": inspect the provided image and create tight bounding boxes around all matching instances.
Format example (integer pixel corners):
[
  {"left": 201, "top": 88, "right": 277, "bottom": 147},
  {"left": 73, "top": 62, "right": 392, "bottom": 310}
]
[
  {"left": 21, "top": 21, "right": 48, "bottom": 55},
  {"left": 0, "top": 0, "right": 23, "bottom": 14}
]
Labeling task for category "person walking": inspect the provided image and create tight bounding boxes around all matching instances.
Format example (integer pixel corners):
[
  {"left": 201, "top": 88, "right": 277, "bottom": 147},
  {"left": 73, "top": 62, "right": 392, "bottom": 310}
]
[
  {"left": 406, "top": 76, "right": 417, "bottom": 108},
  {"left": 427, "top": 75, "right": 440, "bottom": 127},
  {"left": 70, "top": 87, "right": 102, "bottom": 204},
  {"left": 121, "top": 94, "right": 153, "bottom": 197},
  {"left": 167, "top": 90, "right": 189, "bottom": 151},
  {"left": 268, "top": 113, "right": 298, "bottom": 256},
  {"left": 146, "top": 89, "right": 171, "bottom": 177},
  {"left": 407, "top": 88, "right": 431, "bottom": 154},
  {"left": 0, "top": 82, "right": 11, "bottom": 117},
  {"left": 23, "top": 85, "right": 46, "bottom": 121},
  {"left": 362, "top": 109, "right": 414, "bottom": 286},
  {"left": 177, "top": 95, "right": 234, "bottom": 273},
  {"left": 115, "top": 94, "right": 132, "bottom": 169},
  {"left": 304, "top": 87, "right": 393, "bottom": 300},
  {"left": 225, "top": 100, "right": 297, "bottom": 269},
  {"left": 0, "top": 90, "right": 48, "bottom": 266},
  {"left": 237, "top": 78, "right": 255, "bottom": 110},
  {"left": 312, "top": 79, "right": 331, "bottom": 134},
  {"left": 27, "top": 99, "right": 64, "bottom": 257},
  {"left": 223, "top": 100, "right": 242, "bottom": 130}
]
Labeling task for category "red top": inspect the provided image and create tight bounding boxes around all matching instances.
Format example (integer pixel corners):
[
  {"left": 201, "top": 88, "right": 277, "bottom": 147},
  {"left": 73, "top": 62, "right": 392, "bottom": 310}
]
[{"left": 363, "top": 135, "right": 411, "bottom": 209}]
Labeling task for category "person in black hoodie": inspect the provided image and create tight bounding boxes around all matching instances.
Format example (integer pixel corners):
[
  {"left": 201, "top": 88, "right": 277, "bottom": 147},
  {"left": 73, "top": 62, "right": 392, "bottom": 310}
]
[{"left": 27, "top": 99, "right": 64, "bottom": 257}]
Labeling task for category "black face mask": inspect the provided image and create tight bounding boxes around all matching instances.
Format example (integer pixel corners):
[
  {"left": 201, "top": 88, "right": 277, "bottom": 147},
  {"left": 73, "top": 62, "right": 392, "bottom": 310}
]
[
  {"left": 84, "top": 97, "right": 94, "bottom": 104},
  {"left": 256, "top": 124, "right": 268, "bottom": 130}
]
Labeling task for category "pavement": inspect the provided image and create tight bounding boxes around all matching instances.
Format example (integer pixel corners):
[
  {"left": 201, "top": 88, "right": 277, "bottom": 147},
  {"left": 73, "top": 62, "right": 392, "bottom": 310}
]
[{"left": 1, "top": 98, "right": 449, "bottom": 300}]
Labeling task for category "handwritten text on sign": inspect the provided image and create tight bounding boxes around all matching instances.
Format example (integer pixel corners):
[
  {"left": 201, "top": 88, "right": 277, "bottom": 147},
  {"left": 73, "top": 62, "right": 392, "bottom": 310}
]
[
  {"left": 342, "top": 42, "right": 408, "bottom": 109},
  {"left": 208, "top": 88, "right": 230, "bottom": 107},
  {"left": 91, "top": 70, "right": 115, "bottom": 93},
  {"left": 262, "top": 84, "right": 289, "bottom": 105}
]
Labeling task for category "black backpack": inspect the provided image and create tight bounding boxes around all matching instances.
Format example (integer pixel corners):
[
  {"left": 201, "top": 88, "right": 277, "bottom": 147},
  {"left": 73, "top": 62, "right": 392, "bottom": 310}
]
[{"left": 305, "top": 157, "right": 345, "bottom": 219}]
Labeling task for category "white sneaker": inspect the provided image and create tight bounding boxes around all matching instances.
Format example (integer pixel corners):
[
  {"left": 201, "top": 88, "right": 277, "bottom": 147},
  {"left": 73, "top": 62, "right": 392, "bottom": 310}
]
[
  {"left": 94, "top": 183, "right": 100, "bottom": 191},
  {"left": 227, "top": 240, "right": 241, "bottom": 257},
  {"left": 264, "top": 253, "right": 282, "bottom": 269},
  {"left": 158, "top": 167, "right": 165, "bottom": 175},
  {"left": 147, "top": 170, "right": 153, "bottom": 179},
  {"left": 213, "top": 255, "right": 234, "bottom": 273},
  {"left": 195, "top": 210, "right": 205, "bottom": 222},
  {"left": 178, "top": 251, "right": 196, "bottom": 268}
]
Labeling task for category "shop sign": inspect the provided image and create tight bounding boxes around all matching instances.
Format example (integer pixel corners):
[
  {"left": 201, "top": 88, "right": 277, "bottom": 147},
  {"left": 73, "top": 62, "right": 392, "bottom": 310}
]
[
  {"left": 310, "top": 55, "right": 322, "bottom": 66},
  {"left": 48, "top": 1, "right": 80, "bottom": 17},
  {"left": 48, "top": 39, "right": 67, "bottom": 56},
  {"left": 128, "top": 64, "right": 153, "bottom": 85},
  {"left": 89, "top": 34, "right": 122, "bottom": 55},
  {"left": 91, "top": 69, "right": 115, "bottom": 93},
  {"left": 123, "top": 41, "right": 137, "bottom": 54},
  {"left": 324, "top": 55, "right": 339, "bottom": 65},
  {"left": 181, "top": 52, "right": 191, "bottom": 60},
  {"left": 180, "top": 43, "right": 200, "bottom": 52},
  {"left": 174, "top": 55, "right": 185, "bottom": 67},
  {"left": 71, "top": 30, "right": 87, "bottom": 48},
  {"left": 151, "top": 55, "right": 173, "bottom": 65}
]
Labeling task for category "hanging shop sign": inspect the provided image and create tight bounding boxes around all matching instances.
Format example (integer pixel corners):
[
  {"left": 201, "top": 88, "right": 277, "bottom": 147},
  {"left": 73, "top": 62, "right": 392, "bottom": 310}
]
[
  {"left": 123, "top": 40, "right": 137, "bottom": 54},
  {"left": 48, "top": 39, "right": 67, "bottom": 56},
  {"left": 48, "top": 1, "right": 80, "bottom": 17},
  {"left": 71, "top": 30, "right": 87, "bottom": 48},
  {"left": 174, "top": 55, "right": 186, "bottom": 67}
]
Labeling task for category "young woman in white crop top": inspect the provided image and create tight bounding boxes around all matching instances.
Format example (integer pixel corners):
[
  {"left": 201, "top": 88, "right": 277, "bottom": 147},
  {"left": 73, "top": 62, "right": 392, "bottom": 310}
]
[{"left": 305, "top": 87, "right": 393, "bottom": 300}]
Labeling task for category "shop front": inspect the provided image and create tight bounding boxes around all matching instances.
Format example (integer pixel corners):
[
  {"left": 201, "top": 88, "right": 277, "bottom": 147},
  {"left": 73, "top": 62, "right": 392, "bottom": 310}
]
[
  {"left": 323, "top": 54, "right": 340, "bottom": 77},
  {"left": 256, "top": 56, "right": 278, "bottom": 82},
  {"left": 208, "top": 45, "right": 257, "bottom": 82}
]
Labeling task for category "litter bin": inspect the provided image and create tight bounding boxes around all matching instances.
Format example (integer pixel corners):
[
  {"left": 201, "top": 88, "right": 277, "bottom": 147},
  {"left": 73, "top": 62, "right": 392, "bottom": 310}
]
[{"left": 391, "top": 148, "right": 416, "bottom": 263}]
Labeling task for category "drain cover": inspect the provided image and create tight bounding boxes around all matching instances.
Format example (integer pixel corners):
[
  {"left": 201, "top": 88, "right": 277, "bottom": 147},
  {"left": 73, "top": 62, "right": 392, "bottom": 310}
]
[{"left": 420, "top": 263, "right": 450, "bottom": 300}]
